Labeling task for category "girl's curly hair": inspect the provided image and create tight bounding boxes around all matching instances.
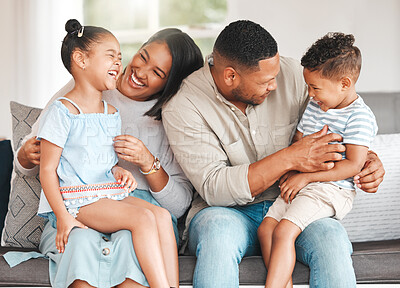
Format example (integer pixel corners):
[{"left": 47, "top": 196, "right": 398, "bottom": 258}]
[{"left": 301, "top": 32, "right": 361, "bottom": 81}]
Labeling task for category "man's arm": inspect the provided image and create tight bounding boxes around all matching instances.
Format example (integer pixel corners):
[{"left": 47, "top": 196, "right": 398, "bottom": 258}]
[
  {"left": 163, "top": 101, "right": 344, "bottom": 206},
  {"left": 248, "top": 125, "right": 344, "bottom": 197}
]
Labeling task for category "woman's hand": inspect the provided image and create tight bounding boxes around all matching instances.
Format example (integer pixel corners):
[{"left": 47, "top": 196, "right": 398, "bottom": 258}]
[
  {"left": 353, "top": 151, "right": 385, "bottom": 193},
  {"left": 112, "top": 165, "right": 138, "bottom": 192},
  {"left": 113, "top": 135, "right": 154, "bottom": 172},
  {"left": 18, "top": 137, "right": 41, "bottom": 169},
  {"left": 56, "top": 213, "right": 87, "bottom": 253}
]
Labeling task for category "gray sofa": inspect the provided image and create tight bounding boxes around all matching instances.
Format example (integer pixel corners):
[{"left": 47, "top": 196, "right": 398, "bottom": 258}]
[{"left": 1, "top": 92, "right": 400, "bottom": 286}]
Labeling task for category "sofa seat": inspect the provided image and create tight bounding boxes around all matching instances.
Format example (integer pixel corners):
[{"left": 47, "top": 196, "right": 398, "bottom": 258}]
[{"left": 1, "top": 239, "right": 399, "bottom": 286}]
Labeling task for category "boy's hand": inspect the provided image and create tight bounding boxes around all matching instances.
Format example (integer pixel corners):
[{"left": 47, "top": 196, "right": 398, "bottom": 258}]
[
  {"left": 279, "top": 173, "right": 310, "bottom": 203},
  {"left": 56, "top": 214, "right": 87, "bottom": 253},
  {"left": 279, "top": 170, "right": 299, "bottom": 187},
  {"left": 112, "top": 166, "right": 138, "bottom": 192}
]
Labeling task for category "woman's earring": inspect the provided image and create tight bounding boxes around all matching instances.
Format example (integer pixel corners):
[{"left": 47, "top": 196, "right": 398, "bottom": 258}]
[{"left": 82, "top": 65, "right": 85, "bottom": 70}]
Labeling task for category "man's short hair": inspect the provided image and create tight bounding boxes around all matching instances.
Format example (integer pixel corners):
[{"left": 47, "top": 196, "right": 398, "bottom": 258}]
[
  {"left": 213, "top": 20, "right": 278, "bottom": 70},
  {"left": 301, "top": 32, "right": 362, "bottom": 81}
]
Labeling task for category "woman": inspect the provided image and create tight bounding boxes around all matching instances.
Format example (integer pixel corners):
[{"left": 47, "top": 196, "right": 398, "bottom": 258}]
[{"left": 16, "top": 28, "right": 203, "bottom": 288}]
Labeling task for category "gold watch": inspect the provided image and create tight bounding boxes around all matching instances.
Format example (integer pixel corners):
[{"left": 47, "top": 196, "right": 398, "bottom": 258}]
[{"left": 140, "top": 156, "right": 161, "bottom": 175}]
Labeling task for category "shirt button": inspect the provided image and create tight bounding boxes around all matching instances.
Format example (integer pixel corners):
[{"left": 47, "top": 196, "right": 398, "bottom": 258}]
[
  {"left": 231, "top": 107, "right": 235, "bottom": 111},
  {"left": 252, "top": 130, "right": 257, "bottom": 135},
  {"left": 102, "top": 248, "right": 110, "bottom": 256},
  {"left": 102, "top": 236, "right": 110, "bottom": 242}
]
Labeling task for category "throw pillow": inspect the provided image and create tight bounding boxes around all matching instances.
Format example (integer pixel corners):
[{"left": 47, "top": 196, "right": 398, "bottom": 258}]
[
  {"left": 341, "top": 133, "right": 400, "bottom": 242},
  {"left": 1, "top": 101, "right": 44, "bottom": 248},
  {"left": 0, "top": 140, "right": 13, "bottom": 233}
]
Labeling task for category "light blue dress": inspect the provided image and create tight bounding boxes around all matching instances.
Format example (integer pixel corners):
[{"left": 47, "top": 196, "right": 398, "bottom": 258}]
[
  {"left": 36, "top": 95, "right": 179, "bottom": 287},
  {"left": 36, "top": 97, "right": 127, "bottom": 218},
  {"left": 5, "top": 85, "right": 187, "bottom": 288}
]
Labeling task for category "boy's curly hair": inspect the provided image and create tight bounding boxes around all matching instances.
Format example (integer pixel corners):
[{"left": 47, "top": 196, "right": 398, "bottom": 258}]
[{"left": 301, "top": 32, "right": 361, "bottom": 81}]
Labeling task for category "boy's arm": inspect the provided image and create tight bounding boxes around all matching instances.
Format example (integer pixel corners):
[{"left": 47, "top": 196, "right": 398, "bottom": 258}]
[
  {"left": 304, "top": 144, "right": 368, "bottom": 183},
  {"left": 280, "top": 144, "right": 368, "bottom": 202}
]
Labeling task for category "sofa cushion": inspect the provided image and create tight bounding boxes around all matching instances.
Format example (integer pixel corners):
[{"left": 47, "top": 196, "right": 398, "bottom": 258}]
[
  {"left": 1, "top": 240, "right": 399, "bottom": 286},
  {"left": 1, "top": 102, "right": 44, "bottom": 248},
  {"left": 0, "top": 140, "right": 13, "bottom": 233}
]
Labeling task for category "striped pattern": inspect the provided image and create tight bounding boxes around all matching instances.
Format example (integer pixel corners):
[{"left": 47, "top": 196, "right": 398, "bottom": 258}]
[
  {"left": 60, "top": 182, "right": 128, "bottom": 209},
  {"left": 298, "top": 96, "right": 378, "bottom": 189}
]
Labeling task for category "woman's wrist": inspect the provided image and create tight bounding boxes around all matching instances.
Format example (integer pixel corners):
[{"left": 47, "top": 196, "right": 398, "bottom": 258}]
[{"left": 140, "top": 155, "right": 161, "bottom": 175}]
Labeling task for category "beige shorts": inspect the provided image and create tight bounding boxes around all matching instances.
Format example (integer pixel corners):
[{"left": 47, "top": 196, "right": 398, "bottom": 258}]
[{"left": 265, "top": 182, "right": 356, "bottom": 231}]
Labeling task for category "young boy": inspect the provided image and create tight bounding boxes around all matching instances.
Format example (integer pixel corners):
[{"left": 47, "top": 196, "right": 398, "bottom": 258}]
[{"left": 257, "top": 32, "right": 378, "bottom": 288}]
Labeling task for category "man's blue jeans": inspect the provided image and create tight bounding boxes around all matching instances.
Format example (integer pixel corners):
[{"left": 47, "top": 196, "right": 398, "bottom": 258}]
[{"left": 188, "top": 201, "right": 356, "bottom": 288}]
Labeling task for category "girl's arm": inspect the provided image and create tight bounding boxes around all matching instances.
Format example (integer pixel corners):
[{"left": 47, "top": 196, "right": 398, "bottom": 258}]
[
  {"left": 16, "top": 79, "right": 75, "bottom": 173},
  {"left": 39, "top": 139, "right": 86, "bottom": 253}
]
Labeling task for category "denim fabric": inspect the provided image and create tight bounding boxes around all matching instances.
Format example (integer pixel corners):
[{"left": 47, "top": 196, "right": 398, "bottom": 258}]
[{"left": 188, "top": 201, "right": 356, "bottom": 288}]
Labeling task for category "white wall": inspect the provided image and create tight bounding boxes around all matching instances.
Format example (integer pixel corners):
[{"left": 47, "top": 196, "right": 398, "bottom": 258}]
[
  {"left": 0, "top": 0, "right": 82, "bottom": 140},
  {"left": 1, "top": 0, "right": 399, "bottom": 139},
  {"left": 227, "top": 0, "right": 400, "bottom": 92}
]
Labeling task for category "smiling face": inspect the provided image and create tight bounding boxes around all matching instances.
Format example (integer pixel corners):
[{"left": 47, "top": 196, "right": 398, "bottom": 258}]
[
  {"left": 230, "top": 53, "right": 280, "bottom": 106},
  {"left": 84, "top": 34, "right": 122, "bottom": 91},
  {"left": 303, "top": 68, "right": 354, "bottom": 112},
  {"left": 117, "top": 41, "right": 173, "bottom": 101}
]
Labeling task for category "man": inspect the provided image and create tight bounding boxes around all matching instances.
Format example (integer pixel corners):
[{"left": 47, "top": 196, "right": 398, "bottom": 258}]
[{"left": 162, "top": 20, "right": 384, "bottom": 287}]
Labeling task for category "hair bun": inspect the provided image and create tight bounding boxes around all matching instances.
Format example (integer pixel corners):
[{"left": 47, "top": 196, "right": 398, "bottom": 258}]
[{"left": 65, "top": 19, "right": 82, "bottom": 34}]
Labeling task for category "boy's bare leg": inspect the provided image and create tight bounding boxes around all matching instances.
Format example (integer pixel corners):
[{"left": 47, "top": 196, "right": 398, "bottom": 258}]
[
  {"left": 258, "top": 217, "right": 292, "bottom": 288},
  {"left": 266, "top": 219, "right": 301, "bottom": 288},
  {"left": 76, "top": 198, "right": 170, "bottom": 288},
  {"left": 122, "top": 196, "right": 179, "bottom": 288},
  {"left": 258, "top": 217, "right": 278, "bottom": 271}
]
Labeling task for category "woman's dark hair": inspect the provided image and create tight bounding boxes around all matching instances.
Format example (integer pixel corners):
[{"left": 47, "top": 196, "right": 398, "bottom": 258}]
[
  {"left": 301, "top": 32, "right": 362, "bottom": 81},
  {"left": 61, "top": 19, "right": 114, "bottom": 73},
  {"left": 143, "top": 28, "right": 203, "bottom": 120},
  {"left": 213, "top": 20, "right": 277, "bottom": 71}
]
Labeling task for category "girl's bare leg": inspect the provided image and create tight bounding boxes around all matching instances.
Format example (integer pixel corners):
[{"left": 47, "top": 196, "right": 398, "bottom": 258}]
[
  {"left": 266, "top": 219, "right": 301, "bottom": 288},
  {"left": 76, "top": 199, "right": 170, "bottom": 288},
  {"left": 116, "top": 278, "right": 147, "bottom": 288},
  {"left": 122, "top": 196, "right": 179, "bottom": 288},
  {"left": 69, "top": 280, "right": 95, "bottom": 288}
]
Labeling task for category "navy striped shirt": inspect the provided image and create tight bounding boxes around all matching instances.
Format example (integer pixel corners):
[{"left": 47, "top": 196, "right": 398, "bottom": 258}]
[{"left": 297, "top": 96, "right": 378, "bottom": 189}]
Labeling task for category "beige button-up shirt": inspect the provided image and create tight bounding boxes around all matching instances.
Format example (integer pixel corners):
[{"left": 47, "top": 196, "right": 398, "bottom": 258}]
[{"left": 162, "top": 55, "right": 308, "bottom": 241}]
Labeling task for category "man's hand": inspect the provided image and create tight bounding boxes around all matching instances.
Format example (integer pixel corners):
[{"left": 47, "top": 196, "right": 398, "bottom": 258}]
[
  {"left": 353, "top": 151, "right": 385, "bottom": 193},
  {"left": 18, "top": 137, "right": 41, "bottom": 169},
  {"left": 289, "top": 125, "right": 345, "bottom": 173}
]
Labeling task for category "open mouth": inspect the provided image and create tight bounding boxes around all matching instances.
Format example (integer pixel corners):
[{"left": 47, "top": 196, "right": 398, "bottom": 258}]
[
  {"left": 108, "top": 70, "right": 118, "bottom": 80},
  {"left": 130, "top": 71, "right": 145, "bottom": 87}
]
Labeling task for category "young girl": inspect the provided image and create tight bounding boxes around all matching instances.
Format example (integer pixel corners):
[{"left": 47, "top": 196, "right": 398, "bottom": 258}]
[
  {"left": 258, "top": 33, "right": 378, "bottom": 288},
  {"left": 38, "top": 19, "right": 176, "bottom": 288}
]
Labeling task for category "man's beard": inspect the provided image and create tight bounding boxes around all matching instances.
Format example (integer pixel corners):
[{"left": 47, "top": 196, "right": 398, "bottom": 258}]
[{"left": 231, "top": 85, "right": 260, "bottom": 106}]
